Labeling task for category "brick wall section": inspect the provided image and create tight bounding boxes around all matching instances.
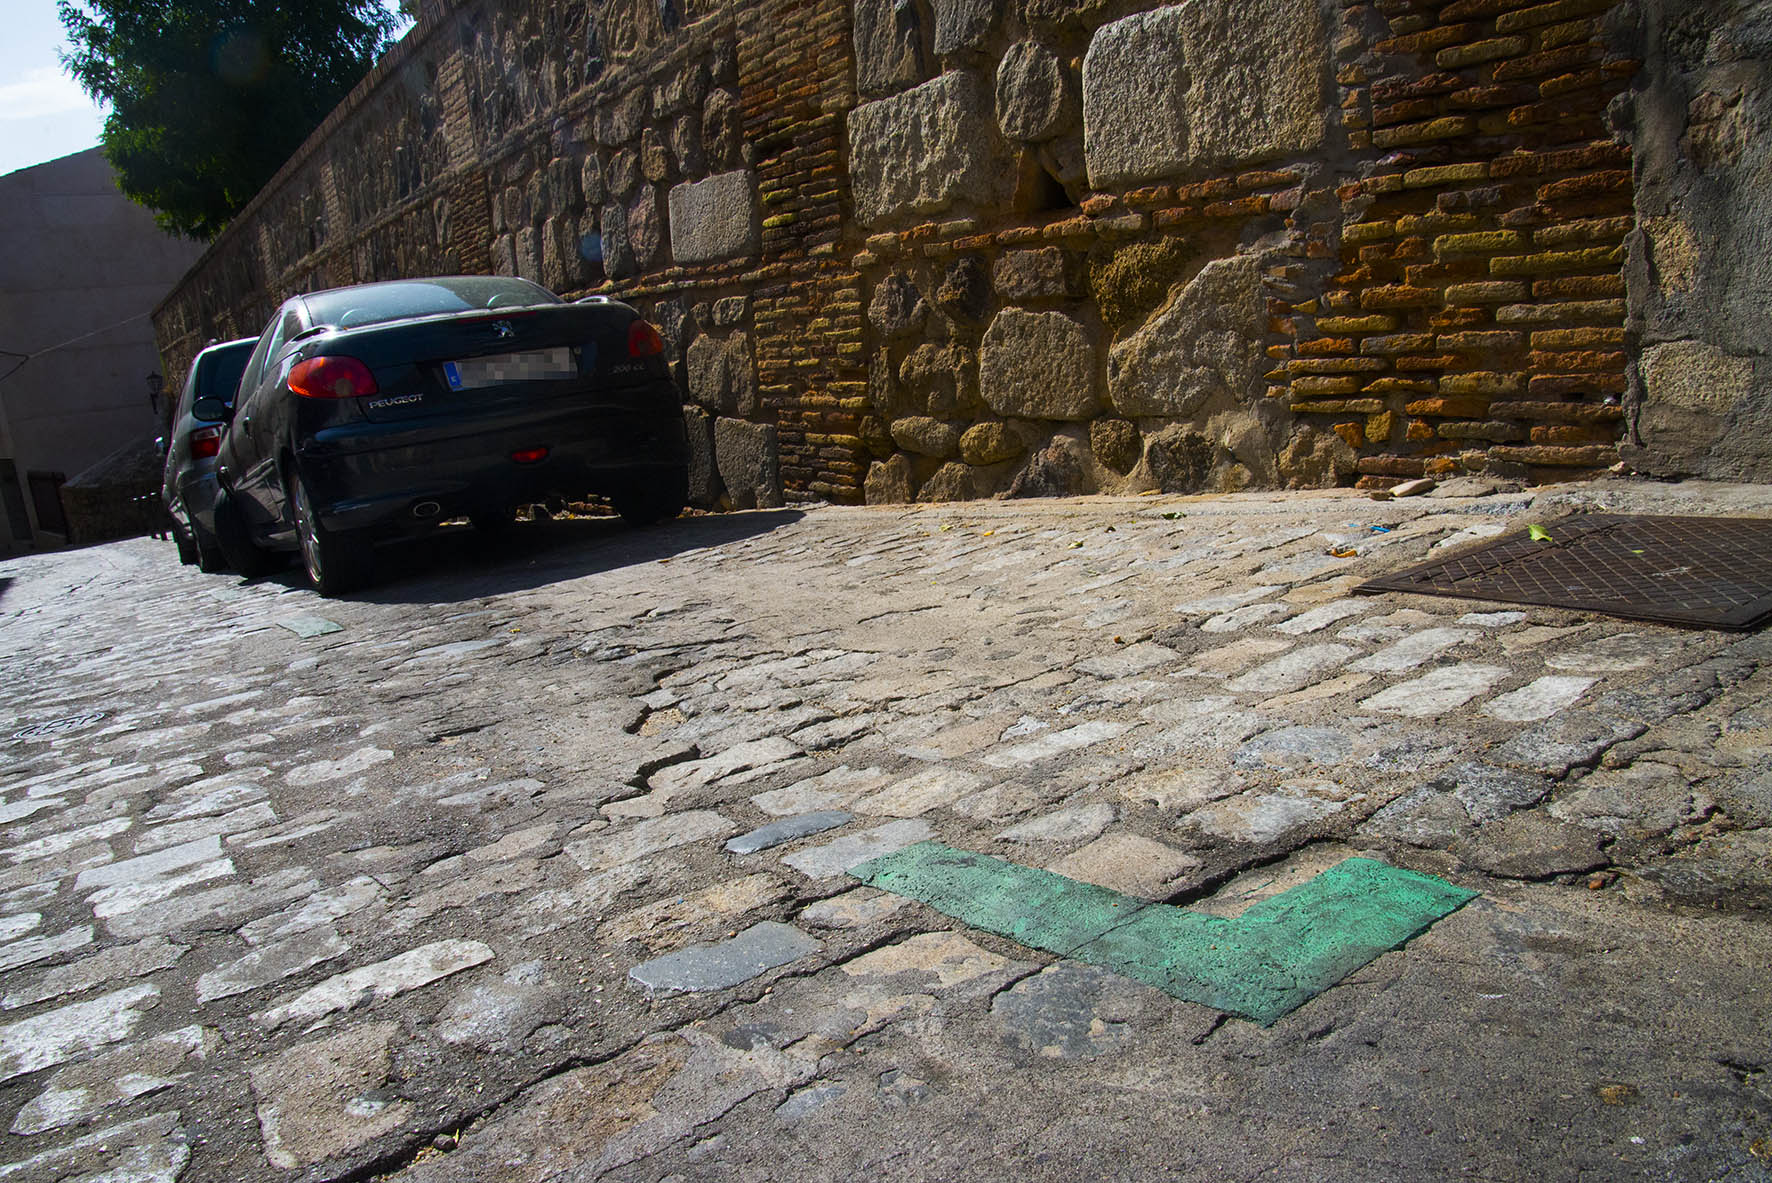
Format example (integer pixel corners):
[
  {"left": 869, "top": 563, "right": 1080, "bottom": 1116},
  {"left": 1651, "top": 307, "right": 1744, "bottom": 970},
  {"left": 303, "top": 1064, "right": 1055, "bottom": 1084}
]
[
  {"left": 1285, "top": 0, "right": 1639, "bottom": 487},
  {"left": 740, "top": 0, "right": 865, "bottom": 502}
]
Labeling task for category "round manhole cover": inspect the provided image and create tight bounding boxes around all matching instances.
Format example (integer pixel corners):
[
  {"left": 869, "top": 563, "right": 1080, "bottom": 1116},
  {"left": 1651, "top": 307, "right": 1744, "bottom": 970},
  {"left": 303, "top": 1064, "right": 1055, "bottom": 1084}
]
[{"left": 12, "top": 711, "right": 107, "bottom": 741}]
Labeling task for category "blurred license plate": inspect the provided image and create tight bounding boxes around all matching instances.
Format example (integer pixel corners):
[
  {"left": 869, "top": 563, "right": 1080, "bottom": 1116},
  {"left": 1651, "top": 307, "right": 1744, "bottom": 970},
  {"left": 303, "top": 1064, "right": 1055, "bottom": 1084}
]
[{"left": 443, "top": 347, "right": 576, "bottom": 390}]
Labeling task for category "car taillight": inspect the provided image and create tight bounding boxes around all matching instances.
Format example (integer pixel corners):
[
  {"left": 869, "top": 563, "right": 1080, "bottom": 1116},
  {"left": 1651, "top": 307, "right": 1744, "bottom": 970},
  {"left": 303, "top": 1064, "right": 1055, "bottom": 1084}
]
[
  {"left": 626, "top": 320, "right": 665, "bottom": 358},
  {"left": 189, "top": 425, "right": 223, "bottom": 459},
  {"left": 288, "top": 356, "right": 379, "bottom": 399}
]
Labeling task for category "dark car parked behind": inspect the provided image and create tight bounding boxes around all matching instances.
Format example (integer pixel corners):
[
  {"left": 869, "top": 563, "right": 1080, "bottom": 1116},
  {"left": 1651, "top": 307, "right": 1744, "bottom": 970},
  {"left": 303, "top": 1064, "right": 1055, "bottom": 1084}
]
[
  {"left": 161, "top": 336, "right": 257, "bottom": 571},
  {"left": 200, "top": 275, "right": 689, "bottom": 596}
]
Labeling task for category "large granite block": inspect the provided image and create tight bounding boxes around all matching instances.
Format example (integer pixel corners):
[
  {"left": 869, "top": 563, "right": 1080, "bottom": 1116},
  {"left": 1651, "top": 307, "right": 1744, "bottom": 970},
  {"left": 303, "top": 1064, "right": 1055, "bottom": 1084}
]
[
  {"left": 980, "top": 308, "right": 1101, "bottom": 420},
  {"left": 668, "top": 170, "right": 758, "bottom": 264},
  {"left": 1083, "top": 0, "right": 1328, "bottom": 189},
  {"left": 850, "top": 71, "right": 1015, "bottom": 226},
  {"left": 1106, "top": 254, "right": 1266, "bottom": 417}
]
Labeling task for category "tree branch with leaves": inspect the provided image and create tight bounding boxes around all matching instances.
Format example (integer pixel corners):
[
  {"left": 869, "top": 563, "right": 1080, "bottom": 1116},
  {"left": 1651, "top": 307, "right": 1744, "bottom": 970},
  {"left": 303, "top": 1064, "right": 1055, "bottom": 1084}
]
[{"left": 59, "top": 0, "right": 402, "bottom": 238}]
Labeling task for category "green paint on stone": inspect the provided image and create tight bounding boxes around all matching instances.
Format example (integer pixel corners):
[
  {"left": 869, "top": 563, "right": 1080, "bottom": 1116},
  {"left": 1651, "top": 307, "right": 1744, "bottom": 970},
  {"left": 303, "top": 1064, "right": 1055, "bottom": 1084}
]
[{"left": 849, "top": 843, "right": 1477, "bottom": 1025}]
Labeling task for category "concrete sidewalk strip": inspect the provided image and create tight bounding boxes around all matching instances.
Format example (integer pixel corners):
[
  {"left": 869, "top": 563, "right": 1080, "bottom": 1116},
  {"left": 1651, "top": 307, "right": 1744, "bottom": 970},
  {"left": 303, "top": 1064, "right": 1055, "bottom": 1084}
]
[{"left": 849, "top": 842, "right": 1477, "bottom": 1025}]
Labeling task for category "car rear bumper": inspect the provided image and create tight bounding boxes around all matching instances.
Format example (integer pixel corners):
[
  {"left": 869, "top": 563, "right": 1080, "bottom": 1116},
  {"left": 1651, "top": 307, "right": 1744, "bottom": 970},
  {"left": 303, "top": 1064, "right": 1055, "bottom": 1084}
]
[
  {"left": 295, "top": 399, "right": 688, "bottom": 534},
  {"left": 173, "top": 468, "right": 222, "bottom": 534}
]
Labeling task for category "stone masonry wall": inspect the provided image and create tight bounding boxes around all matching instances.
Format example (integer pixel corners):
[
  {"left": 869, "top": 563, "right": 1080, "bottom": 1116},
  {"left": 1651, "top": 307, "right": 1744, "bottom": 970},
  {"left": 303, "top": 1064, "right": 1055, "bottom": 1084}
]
[
  {"left": 155, "top": 0, "right": 1749, "bottom": 505},
  {"left": 1619, "top": 0, "right": 1772, "bottom": 482},
  {"left": 845, "top": 0, "right": 1647, "bottom": 502}
]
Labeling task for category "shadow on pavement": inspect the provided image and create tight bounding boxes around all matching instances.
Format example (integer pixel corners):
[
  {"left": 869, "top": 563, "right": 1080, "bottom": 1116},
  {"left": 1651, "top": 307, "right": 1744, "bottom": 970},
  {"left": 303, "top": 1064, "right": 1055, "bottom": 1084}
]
[{"left": 247, "top": 509, "right": 806, "bottom": 605}]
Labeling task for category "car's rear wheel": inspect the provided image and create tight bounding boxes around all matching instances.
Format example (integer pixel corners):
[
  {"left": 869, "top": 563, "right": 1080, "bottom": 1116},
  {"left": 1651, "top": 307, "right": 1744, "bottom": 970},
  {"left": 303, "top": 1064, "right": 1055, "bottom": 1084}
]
[
  {"left": 212, "top": 491, "right": 281, "bottom": 578},
  {"left": 191, "top": 523, "right": 229, "bottom": 574},
  {"left": 293, "top": 478, "right": 373, "bottom": 597},
  {"left": 611, "top": 472, "right": 687, "bottom": 527},
  {"left": 172, "top": 521, "right": 198, "bottom": 565}
]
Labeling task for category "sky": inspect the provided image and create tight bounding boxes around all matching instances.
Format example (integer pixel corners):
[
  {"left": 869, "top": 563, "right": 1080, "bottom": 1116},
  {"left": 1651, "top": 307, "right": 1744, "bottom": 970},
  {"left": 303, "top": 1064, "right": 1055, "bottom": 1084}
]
[
  {"left": 0, "top": 3, "right": 108, "bottom": 178},
  {"left": 0, "top": 2, "right": 415, "bottom": 179}
]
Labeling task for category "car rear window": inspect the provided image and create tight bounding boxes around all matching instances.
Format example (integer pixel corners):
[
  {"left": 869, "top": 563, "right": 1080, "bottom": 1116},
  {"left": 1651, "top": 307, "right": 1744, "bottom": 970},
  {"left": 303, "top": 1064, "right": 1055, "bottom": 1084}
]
[
  {"left": 198, "top": 342, "right": 254, "bottom": 405},
  {"left": 304, "top": 278, "right": 562, "bottom": 330}
]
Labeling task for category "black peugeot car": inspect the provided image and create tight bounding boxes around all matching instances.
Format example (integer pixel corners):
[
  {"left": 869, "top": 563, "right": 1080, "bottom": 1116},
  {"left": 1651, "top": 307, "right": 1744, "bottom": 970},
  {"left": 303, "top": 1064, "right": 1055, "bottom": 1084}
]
[{"left": 198, "top": 275, "right": 688, "bottom": 596}]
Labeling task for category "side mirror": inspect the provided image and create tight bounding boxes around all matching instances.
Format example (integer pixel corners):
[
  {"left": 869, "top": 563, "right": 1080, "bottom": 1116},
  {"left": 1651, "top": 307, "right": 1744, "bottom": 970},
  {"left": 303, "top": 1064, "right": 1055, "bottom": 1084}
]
[
  {"left": 154, "top": 435, "right": 168, "bottom": 460},
  {"left": 191, "top": 397, "right": 232, "bottom": 422}
]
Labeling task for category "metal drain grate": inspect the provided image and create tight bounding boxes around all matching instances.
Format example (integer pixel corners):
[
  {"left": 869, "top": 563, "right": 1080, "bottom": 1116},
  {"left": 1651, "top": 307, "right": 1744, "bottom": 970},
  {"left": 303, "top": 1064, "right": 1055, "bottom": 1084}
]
[{"left": 1356, "top": 514, "right": 1772, "bottom": 631}]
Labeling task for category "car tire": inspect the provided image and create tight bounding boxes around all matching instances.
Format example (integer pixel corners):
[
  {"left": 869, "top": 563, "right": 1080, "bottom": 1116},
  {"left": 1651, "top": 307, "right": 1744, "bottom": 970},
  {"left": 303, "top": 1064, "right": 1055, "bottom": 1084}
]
[
  {"left": 293, "top": 478, "right": 373, "bottom": 597},
  {"left": 212, "top": 491, "right": 281, "bottom": 578},
  {"left": 192, "top": 523, "right": 229, "bottom": 574},
  {"left": 172, "top": 522, "right": 199, "bottom": 565},
  {"left": 611, "top": 472, "right": 687, "bottom": 527}
]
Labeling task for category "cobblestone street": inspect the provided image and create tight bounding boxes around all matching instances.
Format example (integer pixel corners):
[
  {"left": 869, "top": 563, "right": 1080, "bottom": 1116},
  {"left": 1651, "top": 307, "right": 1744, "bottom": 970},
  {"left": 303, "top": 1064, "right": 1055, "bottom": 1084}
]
[{"left": 4, "top": 481, "right": 1772, "bottom": 1182}]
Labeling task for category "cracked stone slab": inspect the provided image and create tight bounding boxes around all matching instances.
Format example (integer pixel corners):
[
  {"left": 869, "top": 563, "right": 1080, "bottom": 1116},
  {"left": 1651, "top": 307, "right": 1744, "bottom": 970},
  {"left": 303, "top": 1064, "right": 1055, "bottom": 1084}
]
[
  {"left": 629, "top": 921, "right": 822, "bottom": 993},
  {"left": 0, "top": 1110, "right": 188, "bottom": 1182},
  {"left": 1, "top": 937, "right": 188, "bottom": 1011},
  {"left": 250, "top": 1022, "right": 413, "bottom": 1169}
]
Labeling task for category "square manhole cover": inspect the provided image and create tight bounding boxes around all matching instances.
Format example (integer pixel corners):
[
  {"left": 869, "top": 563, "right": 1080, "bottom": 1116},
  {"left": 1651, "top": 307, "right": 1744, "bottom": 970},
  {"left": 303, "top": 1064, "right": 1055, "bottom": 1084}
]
[{"left": 1356, "top": 514, "right": 1772, "bottom": 631}]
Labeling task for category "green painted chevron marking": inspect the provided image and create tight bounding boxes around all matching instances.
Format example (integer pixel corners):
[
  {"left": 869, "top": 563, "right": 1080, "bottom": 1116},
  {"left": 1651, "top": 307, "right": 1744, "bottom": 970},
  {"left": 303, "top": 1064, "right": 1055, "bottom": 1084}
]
[{"left": 847, "top": 842, "right": 1477, "bottom": 1025}]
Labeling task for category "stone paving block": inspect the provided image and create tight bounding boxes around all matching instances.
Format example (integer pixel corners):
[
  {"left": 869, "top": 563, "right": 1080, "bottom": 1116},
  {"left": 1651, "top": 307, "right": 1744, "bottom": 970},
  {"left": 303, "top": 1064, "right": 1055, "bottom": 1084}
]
[
  {"left": 1358, "top": 665, "right": 1510, "bottom": 717},
  {"left": 1491, "top": 711, "right": 1648, "bottom": 776},
  {"left": 1225, "top": 644, "right": 1357, "bottom": 695},
  {"left": 1048, "top": 833, "right": 1201, "bottom": 900},
  {"left": 982, "top": 720, "right": 1134, "bottom": 767},
  {"left": 1483, "top": 675, "right": 1598, "bottom": 723},
  {"left": 750, "top": 765, "right": 890, "bottom": 816},
  {"left": 1186, "top": 790, "right": 1345, "bottom": 846},
  {"left": 601, "top": 875, "right": 790, "bottom": 952},
  {"left": 566, "top": 811, "right": 737, "bottom": 871},
  {"left": 1073, "top": 641, "right": 1182, "bottom": 678},
  {"left": 276, "top": 616, "right": 343, "bottom": 638},
  {"left": 0, "top": 925, "right": 96, "bottom": 975},
  {"left": 628, "top": 921, "right": 821, "bottom": 993},
  {"left": 255, "top": 939, "right": 494, "bottom": 1029},
  {"left": 725, "top": 811, "right": 854, "bottom": 855},
  {"left": 250, "top": 1022, "right": 412, "bottom": 1169},
  {"left": 0, "top": 983, "right": 158, "bottom": 1083},
  {"left": 799, "top": 889, "right": 911, "bottom": 929},
  {"left": 782, "top": 820, "right": 935, "bottom": 879},
  {"left": 11, "top": 1024, "right": 213, "bottom": 1134},
  {"left": 855, "top": 767, "right": 984, "bottom": 816},
  {"left": 996, "top": 802, "right": 1116, "bottom": 844},
  {"left": 1, "top": 937, "right": 187, "bottom": 1011},
  {"left": 196, "top": 926, "right": 350, "bottom": 1003},
  {"left": 1347, "top": 627, "right": 1479, "bottom": 674}
]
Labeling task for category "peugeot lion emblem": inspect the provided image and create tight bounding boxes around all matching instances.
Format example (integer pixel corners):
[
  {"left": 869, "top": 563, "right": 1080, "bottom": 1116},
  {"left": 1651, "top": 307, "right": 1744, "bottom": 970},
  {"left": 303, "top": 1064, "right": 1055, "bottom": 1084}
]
[{"left": 492, "top": 320, "right": 515, "bottom": 339}]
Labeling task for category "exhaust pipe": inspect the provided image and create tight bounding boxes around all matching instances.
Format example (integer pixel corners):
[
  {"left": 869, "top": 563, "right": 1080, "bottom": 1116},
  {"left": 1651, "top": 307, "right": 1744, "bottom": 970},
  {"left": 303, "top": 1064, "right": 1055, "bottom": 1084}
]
[{"left": 411, "top": 500, "right": 442, "bottom": 519}]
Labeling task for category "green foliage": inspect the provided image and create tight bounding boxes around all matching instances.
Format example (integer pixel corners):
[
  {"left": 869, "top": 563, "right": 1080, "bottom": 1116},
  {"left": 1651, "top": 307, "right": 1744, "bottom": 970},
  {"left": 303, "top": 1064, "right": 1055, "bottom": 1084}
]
[{"left": 59, "top": 0, "right": 400, "bottom": 239}]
